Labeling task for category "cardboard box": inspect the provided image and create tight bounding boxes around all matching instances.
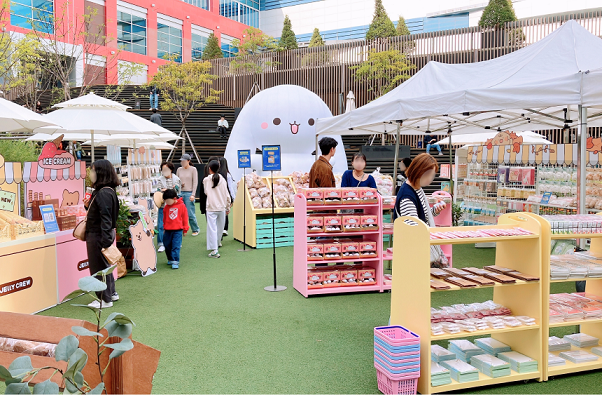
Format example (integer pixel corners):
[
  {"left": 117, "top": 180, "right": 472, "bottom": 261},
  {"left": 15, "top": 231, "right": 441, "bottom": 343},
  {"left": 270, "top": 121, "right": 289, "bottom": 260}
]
[
  {"left": 301, "top": 189, "right": 324, "bottom": 205},
  {"left": 341, "top": 242, "right": 361, "bottom": 258},
  {"left": 323, "top": 243, "right": 342, "bottom": 259},
  {"left": 358, "top": 267, "right": 377, "bottom": 285},
  {"left": 360, "top": 241, "right": 378, "bottom": 257},
  {"left": 307, "top": 216, "right": 324, "bottom": 233},
  {"left": 0, "top": 311, "right": 160, "bottom": 393},
  {"left": 340, "top": 269, "right": 358, "bottom": 286},
  {"left": 361, "top": 215, "right": 379, "bottom": 230},
  {"left": 341, "top": 189, "right": 360, "bottom": 204},
  {"left": 359, "top": 188, "right": 378, "bottom": 203},
  {"left": 323, "top": 189, "right": 342, "bottom": 204},
  {"left": 307, "top": 270, "right": 324, "bottom": 289},
  {"left": 342, "top": 215, "right": 362, "bottom": 231},
  {"left": 321, "top": 270, "right": 341, "bottom": 287},
  {"left": 307, "top": 243, "right": 324, "bottom": 261},
  {"left": 324, "top": 215, "right": 342, "bottom": 232}
]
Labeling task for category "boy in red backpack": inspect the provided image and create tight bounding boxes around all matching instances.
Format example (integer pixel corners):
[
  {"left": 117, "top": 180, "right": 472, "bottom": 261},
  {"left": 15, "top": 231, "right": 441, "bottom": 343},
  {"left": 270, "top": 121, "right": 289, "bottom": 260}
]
[{"left": 162, "top": 189, "right": 189, "bottom": 269}]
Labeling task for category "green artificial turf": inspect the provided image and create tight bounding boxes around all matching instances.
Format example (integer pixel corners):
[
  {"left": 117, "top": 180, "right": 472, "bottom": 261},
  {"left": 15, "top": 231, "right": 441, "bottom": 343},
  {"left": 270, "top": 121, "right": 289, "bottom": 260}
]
[{"left": 3, "top": 210, "right": 601, "bottom": 394}]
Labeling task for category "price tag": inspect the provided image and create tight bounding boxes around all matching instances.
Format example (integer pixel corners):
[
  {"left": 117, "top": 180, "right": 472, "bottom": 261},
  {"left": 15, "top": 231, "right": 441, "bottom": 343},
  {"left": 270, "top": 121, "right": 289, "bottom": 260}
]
[
  {"left": 541, "top": 192, "right": 552, "bottom": 204},
  {"left": 238, "top": 150, "right": 251, "bottom": 169},
  {"left": 262, "top": 145, "right": 281, "bottom": 172},
  {"left": 39, "top": 204, "right": 60, "bottom": 233}
]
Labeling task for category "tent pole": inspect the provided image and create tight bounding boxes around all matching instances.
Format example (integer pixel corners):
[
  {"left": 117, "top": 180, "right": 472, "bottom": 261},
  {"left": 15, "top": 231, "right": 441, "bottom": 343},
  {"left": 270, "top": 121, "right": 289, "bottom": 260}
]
[
  {"left": 448, "top": 131, "right": 453, "bottom": 196},
  {"left": 577, "top": 105, "right": 588, "bottom": 249},
  {"left": 392, "top": 121, "right": 401, "bottom": 193},
  {"left": 91, "top": 130, "right": 94, "bottom": 162},
  {"left": 315, "top": 134, "right": 318, "bottom": 161}
]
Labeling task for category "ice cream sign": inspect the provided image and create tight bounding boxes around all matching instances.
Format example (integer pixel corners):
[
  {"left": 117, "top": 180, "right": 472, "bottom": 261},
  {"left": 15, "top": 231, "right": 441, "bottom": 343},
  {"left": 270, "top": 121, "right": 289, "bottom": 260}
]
[{"left": 38, "top": 135, "right": 74, "bottom": 170}]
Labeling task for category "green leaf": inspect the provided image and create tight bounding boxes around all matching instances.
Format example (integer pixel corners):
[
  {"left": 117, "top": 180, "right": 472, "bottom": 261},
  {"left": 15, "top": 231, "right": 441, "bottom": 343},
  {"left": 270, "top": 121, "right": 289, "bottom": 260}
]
[
  {"left": 32, "top": 380, "right": 59, "bottom": 394},
  {"left": 71, "top": 326, "right": 103, "bottom": 338},
  {"left": 61, "top": 289, "right": 88, "bottom": 302},
  {"left": 88, "top": 383, "right": 104, "bottom": 395},
  {"left": 77, "top": 277, "right": 106, "bottom": 293},
  {"left": 8, "top": 357, "right": 33, "bottom": 378},
  {"left": 5, "top": 383, "right": 30, "bottom": 394},
  {"left": 55, "top": 336, "right": 79, "bottom": 362},
  {"left": 94, "top": 265, "right": 116, "bottom": 277},
  {"left": 0, "top": 366, "right": 20, "bottom": 385},
  {"left": 104, "top": 321, "right": 132, "bottom": 339},
  {"left": 66, "top": 349, "right": 87, "bottom": 375},
  {"left": 102, "top": 312, "right": 135, "bottom": 328},
  {"left": 104, "top": 338, "right": 134, "bottom": 360}
]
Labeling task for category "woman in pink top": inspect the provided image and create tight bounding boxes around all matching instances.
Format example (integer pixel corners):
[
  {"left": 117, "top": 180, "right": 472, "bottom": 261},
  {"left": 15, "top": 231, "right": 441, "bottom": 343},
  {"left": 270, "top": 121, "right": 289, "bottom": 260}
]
[{"left": 203, "top": 160, "right": 231, "bottom": 258}]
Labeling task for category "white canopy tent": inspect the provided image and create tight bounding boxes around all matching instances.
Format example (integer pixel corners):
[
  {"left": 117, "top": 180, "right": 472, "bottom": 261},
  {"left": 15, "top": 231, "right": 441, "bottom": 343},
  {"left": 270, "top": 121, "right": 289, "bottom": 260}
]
[
  {"left": 315, "top": 20, "right": 602, "bottom": 216},
  {"left": 0, "top": 97, "right": 57, "bottom": 133},
  {"left": 39, "top": 93, "right": 173, "bottom": 160},
  {"left": 437, "top": 131, "right": 552, "bottom": 146}
]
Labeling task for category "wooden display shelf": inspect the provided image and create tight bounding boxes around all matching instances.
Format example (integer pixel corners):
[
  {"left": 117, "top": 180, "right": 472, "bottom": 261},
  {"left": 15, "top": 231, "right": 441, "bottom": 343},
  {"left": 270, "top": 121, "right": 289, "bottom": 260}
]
[
  {"left": 306, "top": 257, "right": 380, "bottom": 265},
  {"left": 429, "top": 278, "right": 536, "bottom": 292},
  {"left": 304, "top": 203, "right": 380, "bottom": 211},
  {"left": 429, "top": 224, "right": 539, "bottom": 245},
  {"left": 306, "top": 230, "right": 380, "bottom": 237},
  {"left": 551, "top": 233, "right": 602, "bottom": 240},
  {"left": 430, "top": 370, "right": 541, "bottom": 393},
  {"left": 307, "top": 284, "right": 381, "bottom": 295},
  {"left": 390, "top": 213, "right": 543, "bottom": 394},
  {"left": 432, "top": 324, "right": 540, "bottom": 340},
  {"left": 548, "top": 345, "right": 602, "bottom": 376},
  {"left": 550, "top": 277, "right": 602, "bottom": 283},
  {"left": 549, "top": 318, "right": 602, "bottom": 328}
]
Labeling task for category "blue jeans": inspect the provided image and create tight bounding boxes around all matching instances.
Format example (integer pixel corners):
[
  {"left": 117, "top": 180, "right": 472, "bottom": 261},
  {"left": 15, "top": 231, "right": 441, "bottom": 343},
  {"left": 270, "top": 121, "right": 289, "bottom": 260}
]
[
  {"left": 163, "top": 229, "right": 182, "bottom": 264},
  {"left": 150, "top": 93, "right": 159, "bottom": 109},
  {"left": 427, "top": 143, "right": 442, "bottom": 154},
  {"left": 181, "top": 191, "right": 200, "bottom": 233},
  {"left": 157, "top": 207, "right": 164, "bottom": 246}
]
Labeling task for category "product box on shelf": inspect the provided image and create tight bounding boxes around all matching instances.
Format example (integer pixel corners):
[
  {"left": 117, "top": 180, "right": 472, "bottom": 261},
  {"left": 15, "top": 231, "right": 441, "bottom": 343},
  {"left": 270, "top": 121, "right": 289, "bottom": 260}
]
[
  {"left": 361, "top": 215, "right": 379, "bottom": 230},
  {"left": 307, "top": 270, "right": 324, "bottom": 289},
  {"left": 340, "top": 268, "right": 359, "bottom": 286},
  {"left": 342, "top": 215, "right": 362, "bottom": 231},
  {"left": 359, "top": 188, "right": 378, "bottom": 203},
  {"left": 342, "top": 241, "right": 361, "bottom": 258},
  {"left": 322, "top": 270, "right": 341, "bottom": 287},
  {"left": 360, "top": 241, "right": 378, "bottom": 257},
  {"left": 323, "top": 188, "right": 342, "bottom": 204},
  {"left": 508, "top": 167, "right": 522, "bottom": 183},
  {"left": 497, "top": 167, "right": 509, "bottom": 184},
  {"left": 307, "top": 243, "right": 324, "bottom": 260},
  {"left": 324, "top": 215, "right": 343, "bottom": 232},
  {"left": 324, "top": 242, "right": 342, "bottom": 259},
  {"left": 358, "top": 267, "right": 376, "bottom": 285},
  {"left": 342, "top": 188, "right": 361, "bottom": 204},
  {"left": 302, "top": 189, "right": 324, "bottom": 205},
  {"left": 521, "top": 168, "right": 536, "bottom": 186},
  {"left": 307, "top": 216, "right": 324, "bottom": 233}
]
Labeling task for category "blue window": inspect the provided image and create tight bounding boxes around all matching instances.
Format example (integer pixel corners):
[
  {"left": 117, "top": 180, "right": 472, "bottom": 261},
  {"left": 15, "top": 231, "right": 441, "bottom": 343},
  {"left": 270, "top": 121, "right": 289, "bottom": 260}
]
[
  {"left": 157, "top": 23, "right": 182, "bottom": 62},
  {"left": 117, "top": 11, "right": 147, "bottom": 56},
  {"left": 191, "top": 32, "right": 209, "bottom": 61},
  {"left": 10, "top": 0, "right": 53, "bottom": 33},
  {"left": 219, "top": 0, "right": 259, "bottom": 28},
  {"left": 182, "top": 0, "right": 210, "bottom": 10},
  {"left": 220, "top": 35, "right": 238, "bottom": 58}
]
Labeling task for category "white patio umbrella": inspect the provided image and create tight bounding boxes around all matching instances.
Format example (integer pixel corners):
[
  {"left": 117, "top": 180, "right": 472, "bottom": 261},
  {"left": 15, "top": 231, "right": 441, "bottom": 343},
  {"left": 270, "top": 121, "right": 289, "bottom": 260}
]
[
  {"left": 40, "top": 92, "right": 172, "bottom": 160},
  {"left": 84, "top": 140, "right": 175, "bottom": 149},
  {"left": 345, "top": 91, "right": 356, "bottom": 113},
  {"left": 0, "top": 97, "right": 57, "bottom": 133},
  {"left": 437, "top": 131, "right": 553, "bottom": 145}
]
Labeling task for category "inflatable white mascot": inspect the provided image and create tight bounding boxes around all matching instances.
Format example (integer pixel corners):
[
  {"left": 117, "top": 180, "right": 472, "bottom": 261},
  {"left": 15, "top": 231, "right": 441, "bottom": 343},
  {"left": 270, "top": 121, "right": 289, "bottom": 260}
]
[{"left": 224, "top": 85, "right": 347, "bottom": 180}]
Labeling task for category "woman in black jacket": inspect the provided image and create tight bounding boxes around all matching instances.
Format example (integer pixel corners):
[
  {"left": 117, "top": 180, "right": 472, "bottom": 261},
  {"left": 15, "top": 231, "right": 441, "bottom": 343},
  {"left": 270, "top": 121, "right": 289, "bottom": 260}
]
[{"left": 84, "top": 160, "right": 120, "bottom": 308}]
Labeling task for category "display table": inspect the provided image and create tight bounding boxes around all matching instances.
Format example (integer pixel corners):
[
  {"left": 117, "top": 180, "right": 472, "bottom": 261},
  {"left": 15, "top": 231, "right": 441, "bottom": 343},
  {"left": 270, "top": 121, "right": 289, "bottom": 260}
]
[{"left": 55, "top": 230, "right": 90, "bottom": 301}]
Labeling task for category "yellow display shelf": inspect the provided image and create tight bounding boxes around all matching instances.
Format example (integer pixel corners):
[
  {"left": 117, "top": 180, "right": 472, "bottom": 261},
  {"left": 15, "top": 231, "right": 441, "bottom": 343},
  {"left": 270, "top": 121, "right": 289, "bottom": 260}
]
[
  {"left": 430, "top": 278, "right": 535, "bottom": 292},
  {"left": 550, "top": 318, "right": 602, "bottom": 328},
  {"left": 233, "top": 175, "right": 295, "bottom": 248},
  {"left": 432, "top": 325, "right": 540, "bottom": 340},
  {"left": 551, "top": 233, "right": 602, "bottom": 240},
  {"left": 390, "top": 213, "right": 543, "bottom": 394},
  {"left": 548, "top": 345, "right": 602, "bottom": 376},
  {"left": 550, "top": 277, "right": 602, "bottom": 283},
  {"left": 431, "top": 370, "right": 541, "bottom": 393}
]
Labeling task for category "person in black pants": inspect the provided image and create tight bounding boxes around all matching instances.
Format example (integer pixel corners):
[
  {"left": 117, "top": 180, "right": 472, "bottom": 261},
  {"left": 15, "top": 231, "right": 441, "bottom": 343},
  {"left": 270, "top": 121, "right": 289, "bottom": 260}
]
[{"left": 84, "top": 159, "right": 120, "bottom": 308}]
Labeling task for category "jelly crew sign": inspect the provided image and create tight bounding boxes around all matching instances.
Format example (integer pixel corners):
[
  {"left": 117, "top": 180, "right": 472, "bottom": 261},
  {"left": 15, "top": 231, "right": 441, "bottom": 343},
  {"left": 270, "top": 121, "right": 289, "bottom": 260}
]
[{"left": 38, "top": 135, "right": 75, "bottom": 170}]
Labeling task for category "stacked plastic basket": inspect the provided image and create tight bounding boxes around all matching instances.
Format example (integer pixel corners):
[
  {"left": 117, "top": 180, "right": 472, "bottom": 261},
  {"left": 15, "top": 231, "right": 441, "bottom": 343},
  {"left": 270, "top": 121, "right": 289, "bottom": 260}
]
[{"left": 374, "top": 326, "right": 420, "bottom": 395}]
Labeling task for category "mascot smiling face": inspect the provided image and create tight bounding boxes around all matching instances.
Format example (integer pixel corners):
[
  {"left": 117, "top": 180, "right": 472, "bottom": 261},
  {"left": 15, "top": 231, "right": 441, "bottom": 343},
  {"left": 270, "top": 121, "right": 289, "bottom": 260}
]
[{"left": 224, "top": 85, "right": 347, "bottom": 179}]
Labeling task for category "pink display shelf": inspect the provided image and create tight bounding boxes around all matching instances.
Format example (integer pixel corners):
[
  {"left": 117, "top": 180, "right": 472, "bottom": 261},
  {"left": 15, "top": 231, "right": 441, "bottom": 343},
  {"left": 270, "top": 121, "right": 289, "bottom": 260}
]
[{"left": 293, "top": 193, "right": 387, "bottom": 297}]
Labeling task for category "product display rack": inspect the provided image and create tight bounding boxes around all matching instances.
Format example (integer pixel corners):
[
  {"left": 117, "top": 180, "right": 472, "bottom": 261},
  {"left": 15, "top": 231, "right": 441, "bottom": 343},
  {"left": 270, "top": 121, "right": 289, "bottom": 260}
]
[
  {"left": 293, "top": 194, "right": 385, "bottom": 297},
  {"left": 524, "top": 212, "right": 602, "bottom": 381},
  {"left": 390, "top": 213, "right": 543, "bottom": 394}
]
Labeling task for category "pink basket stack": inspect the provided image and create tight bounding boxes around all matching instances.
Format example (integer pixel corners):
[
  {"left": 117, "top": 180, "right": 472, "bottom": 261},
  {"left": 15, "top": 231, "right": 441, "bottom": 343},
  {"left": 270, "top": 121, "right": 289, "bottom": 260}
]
[{"left": 374, "top": 326, "right": 420, "bottom": 395}]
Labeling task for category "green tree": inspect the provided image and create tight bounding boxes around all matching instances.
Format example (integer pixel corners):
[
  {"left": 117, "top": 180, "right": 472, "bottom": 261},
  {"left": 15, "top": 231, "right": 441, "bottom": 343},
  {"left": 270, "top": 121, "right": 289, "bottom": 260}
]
[
  {"left": 478, "top": 0, "right": 518, "bottom": 28},
  {"left": 396, "top": 16, "right": 410, "bottom": 36},
  {"left": 366, "top": 0, "right": 397, "bottom": 41},
  {"left": 201, "top": 33, "right": 224, "bottom": 60},
  {"left": 351, "top": 48, "right": 415, "bottom": 98},
  {"left": 230, "top": 27, "right": 279, "bottom": 77},
  {"left": 279, "top": 15, "right": 298, "bottom": 50},
  {"left": 150, "top": 60, "right": 222, "bottom": 162},
  {"left": 308, "top": 28, "right": 325, "bottom": 47}
]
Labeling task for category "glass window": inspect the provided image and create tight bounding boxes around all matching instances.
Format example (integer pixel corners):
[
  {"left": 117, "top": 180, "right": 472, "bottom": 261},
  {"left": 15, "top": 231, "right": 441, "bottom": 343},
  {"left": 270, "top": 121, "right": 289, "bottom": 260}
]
[
  {"left": 157, "top": 23, "right": 182, "bottom": 62},
  {"left": 182, "top": 0, "right": 210, "bottom": 11},
  {"left": 220, "top": 35, "right": 238, "bottom": 58},
  {"left": 191, "top": 32, "right": 209, "bottom": 61},
  {"left": 117, "top": 10, "right": 147, "bottom": 56},
  {"left": 219, "top": 0, "right": 258, "bottom": 28},
  {"left": 10, "top": 0, "right": 54, "bottom": 33}
]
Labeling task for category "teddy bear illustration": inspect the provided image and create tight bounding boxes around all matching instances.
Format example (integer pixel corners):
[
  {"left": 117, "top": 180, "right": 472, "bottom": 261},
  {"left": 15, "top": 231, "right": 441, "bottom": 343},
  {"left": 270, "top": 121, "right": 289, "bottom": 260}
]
[
  {"left": 587, "top": 137, "right": 602, "bottom": 154},
  {"left": 129, "top": 220, "right": 157, "bottom": 277},
  {"left": 485, "top": 131, "right": 524, "bottom": 154},
  {"left": 61, "top": 189, "right": 80, "bottom": 208}
]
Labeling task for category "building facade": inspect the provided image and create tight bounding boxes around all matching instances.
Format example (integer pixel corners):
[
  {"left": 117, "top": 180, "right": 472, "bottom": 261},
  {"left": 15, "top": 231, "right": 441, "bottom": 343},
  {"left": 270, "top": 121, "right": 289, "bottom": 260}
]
[{"left": 6, "top": 0, "right": 251, "bottom": 85}]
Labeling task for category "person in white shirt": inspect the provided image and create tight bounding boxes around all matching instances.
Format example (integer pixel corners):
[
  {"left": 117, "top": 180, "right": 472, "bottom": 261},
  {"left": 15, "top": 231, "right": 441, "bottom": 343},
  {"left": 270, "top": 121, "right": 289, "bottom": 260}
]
[
  {"left": 217, "top": 115, "right": 229, "bottom": 139},
  {"left": 203, "top": 160, "right": 231, "bottom": 258}
]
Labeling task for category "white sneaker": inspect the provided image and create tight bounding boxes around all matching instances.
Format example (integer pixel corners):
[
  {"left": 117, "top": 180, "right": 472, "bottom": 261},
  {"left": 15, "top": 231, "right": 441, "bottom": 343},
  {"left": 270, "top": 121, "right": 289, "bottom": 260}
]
[
  {"left": 219, "top": 242, "right": 222, "bottom": 247},
  {"left": 192, "top": 231, "right": 199, "bottom": 236},
  {"left": 438, "top": 152, "right": 443, "bottom": 156},
  {"left": 157, "top": 245, "right": 165, "bottom": 252},
  {"left": 88, "top": 300, "right": 113, "bottom": 309},
  {"left": 222, "top": 230, "right": 228, "bottom": 236}
]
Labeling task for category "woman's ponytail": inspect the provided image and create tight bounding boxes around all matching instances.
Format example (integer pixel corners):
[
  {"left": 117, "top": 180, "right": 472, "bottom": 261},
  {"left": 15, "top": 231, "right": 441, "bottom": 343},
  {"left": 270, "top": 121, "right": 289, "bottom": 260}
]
[{"left": 208, "top": 160, "right": 220, "bottom": 188}]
